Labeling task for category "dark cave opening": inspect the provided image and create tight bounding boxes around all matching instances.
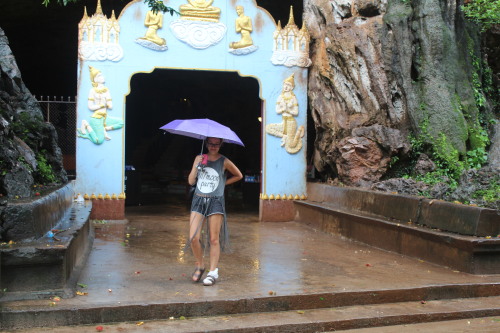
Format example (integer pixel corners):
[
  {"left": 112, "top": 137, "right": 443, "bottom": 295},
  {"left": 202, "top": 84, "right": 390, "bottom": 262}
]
[{"left": 125, "top": 69, "right": 262, "bottom": 208}]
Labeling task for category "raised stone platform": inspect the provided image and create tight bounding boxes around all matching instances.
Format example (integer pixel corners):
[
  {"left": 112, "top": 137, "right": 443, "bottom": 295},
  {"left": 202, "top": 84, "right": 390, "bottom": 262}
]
[
  {"left": 1, "top": 184, "right": 74, "bottom": 241},
  {"left": 294, "top": 182, "right": 500, "bottom": 274},
  {"left": 0, "top": 184, "right": 93, "bottom": 301}
]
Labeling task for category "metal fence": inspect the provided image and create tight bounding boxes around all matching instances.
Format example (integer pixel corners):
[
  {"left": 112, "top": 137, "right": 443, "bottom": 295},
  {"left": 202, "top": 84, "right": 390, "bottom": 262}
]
[{"left": 36, "top": 96, "right": 77, "bottom": 173}]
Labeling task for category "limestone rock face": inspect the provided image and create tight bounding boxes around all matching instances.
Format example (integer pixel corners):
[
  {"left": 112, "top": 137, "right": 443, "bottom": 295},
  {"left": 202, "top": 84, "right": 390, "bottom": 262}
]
[
  {"left": 488, "top": 123, "right": 500, "bottom": 170},
  {"left": 0, "top": 27, "right": 67, "bottom": 199},
  {"left": 305, "top": 0, "right": 486, "bottom": 186}
]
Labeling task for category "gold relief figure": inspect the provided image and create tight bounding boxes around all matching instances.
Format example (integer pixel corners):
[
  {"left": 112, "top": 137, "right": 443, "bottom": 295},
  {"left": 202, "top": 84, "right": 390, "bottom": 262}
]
[
  {"left": 180, "top": 0, "right": 221, "bottom": 22},
  {"left": 266, "top": 74, "right": 305, "bottom": 154},
  {"left": 229, "top": 6, "right": 253, "bottom": 49},
  {"left": 140, "top": 10, "right": 166, "bottom": 46},
  {"left": 77, "top": 66, "right": 124, "bottom": 145}
]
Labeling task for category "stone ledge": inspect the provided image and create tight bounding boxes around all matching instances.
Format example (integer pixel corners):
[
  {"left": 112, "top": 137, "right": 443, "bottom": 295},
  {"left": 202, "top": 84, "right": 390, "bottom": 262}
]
[
  {"left": 294, "top": 183, "right": 500, "bottom": 274},
  {"left": 305, "top": 183, "right": 499, "bottom": 237},
  {"left": 1, "top": 183, "right": 74, "bottom": 241},
  {"left": 0, "top": 201, "right": 93, "bottom": 300}
]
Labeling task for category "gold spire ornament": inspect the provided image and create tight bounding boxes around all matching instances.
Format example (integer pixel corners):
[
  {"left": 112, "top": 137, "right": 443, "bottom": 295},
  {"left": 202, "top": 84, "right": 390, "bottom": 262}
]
[
  {"left": 78, "top": 0, "right": 123, "bottom": 61},
  {"left": 284, "top": 73, "right": 295, "bottom": 87},
  {"left": 271, "top": 6, "right": 312, "bottom": 67}
]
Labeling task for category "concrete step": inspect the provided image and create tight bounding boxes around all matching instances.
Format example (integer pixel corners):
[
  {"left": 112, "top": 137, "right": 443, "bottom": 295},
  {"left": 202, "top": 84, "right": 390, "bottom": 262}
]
[
  {"left": 2, "top": 283, "right": 500, "bottom": 330},
  {"left": 7, "top": 296, "right": 500, "bottom": 332}
]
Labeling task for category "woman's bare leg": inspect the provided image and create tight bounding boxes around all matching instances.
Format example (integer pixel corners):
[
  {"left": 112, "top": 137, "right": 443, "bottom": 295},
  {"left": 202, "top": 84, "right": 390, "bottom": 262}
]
[
  {"left": 189, "top": 211, "right": 205, "bottom": 281},
  {"left": 207, "top": 214, "right": 223, "bottom": 272}
]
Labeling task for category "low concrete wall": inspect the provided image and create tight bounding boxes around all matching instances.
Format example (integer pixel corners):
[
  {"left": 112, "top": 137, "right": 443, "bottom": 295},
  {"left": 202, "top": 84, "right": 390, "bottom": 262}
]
[
  {"left": 0, "top": 201, "right": 93, "bottom": 299},
  {"left": 306, "top": 183, "right": 499, "bottom": 237},
  {"left": 1, "top": 183, "right": 74, "bottom": 241},
  {"left": 295, "top": 183, "right": 500, "bottom": 274}
]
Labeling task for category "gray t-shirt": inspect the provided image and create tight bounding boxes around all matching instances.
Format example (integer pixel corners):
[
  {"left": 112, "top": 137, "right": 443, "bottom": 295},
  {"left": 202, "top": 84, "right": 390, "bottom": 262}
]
[{"left": 194, "top": 155, "right": 226, "bottom": 197}]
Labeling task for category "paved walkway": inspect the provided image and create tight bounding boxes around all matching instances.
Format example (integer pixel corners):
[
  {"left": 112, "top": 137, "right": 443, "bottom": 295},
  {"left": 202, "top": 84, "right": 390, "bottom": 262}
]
[{"left": 2, "top": 196, "right": 500, "bottom": 331}]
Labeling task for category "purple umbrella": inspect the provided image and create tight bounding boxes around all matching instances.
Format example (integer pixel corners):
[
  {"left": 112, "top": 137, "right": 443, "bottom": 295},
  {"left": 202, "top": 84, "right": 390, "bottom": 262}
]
[{"left": 160, "top": 118, "right": 244, "bottom": 147}]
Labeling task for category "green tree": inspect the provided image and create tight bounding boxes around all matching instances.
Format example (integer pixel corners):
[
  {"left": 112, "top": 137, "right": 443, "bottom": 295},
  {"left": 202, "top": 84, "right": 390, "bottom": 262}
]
[
  {"left": 462, "top": 0, "right": 500, "bottom": 30},
  {"left": 42, "top": 0, "right": 178, "bottom": 15}
]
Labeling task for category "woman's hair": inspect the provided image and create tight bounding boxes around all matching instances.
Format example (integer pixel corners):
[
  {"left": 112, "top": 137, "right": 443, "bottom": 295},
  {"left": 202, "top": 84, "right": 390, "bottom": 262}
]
[{"left": 207, "top": 137, "right": 223, "bottom": 144}]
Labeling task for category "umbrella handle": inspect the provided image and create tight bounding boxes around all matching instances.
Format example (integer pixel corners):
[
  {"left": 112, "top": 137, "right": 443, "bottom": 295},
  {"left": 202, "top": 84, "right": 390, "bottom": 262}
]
[{"left": 197, "top": 139, "right": 205, "bottom": 171}]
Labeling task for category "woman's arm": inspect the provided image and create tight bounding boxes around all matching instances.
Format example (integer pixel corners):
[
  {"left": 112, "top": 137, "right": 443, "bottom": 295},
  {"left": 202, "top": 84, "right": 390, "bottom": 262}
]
[
  {"left": 224, "top": 158, "right": 243, "bottom": 186},
  {"left": 188, "top": 155, "right": 203, "bottom": 186}
]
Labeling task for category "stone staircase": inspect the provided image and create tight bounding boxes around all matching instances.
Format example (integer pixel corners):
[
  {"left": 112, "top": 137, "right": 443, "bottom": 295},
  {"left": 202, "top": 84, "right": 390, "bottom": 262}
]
[
  {"left": 2, "top": 284, "right": 500, "bottom": 331},
  {"left": 294, "top": 183, "right": 500, "bottom": 274}
]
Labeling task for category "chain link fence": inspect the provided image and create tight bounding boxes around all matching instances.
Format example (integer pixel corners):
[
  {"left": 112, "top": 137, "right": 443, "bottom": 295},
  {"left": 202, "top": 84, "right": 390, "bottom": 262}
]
[{"left": 36, "top": 96, "right": 77, "bottom": 176}]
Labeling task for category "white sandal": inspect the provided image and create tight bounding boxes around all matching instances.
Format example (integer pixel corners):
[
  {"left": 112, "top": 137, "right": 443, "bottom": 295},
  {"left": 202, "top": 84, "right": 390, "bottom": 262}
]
[{"left": 203, "top": 272, "right": 218, "bottom": 286}]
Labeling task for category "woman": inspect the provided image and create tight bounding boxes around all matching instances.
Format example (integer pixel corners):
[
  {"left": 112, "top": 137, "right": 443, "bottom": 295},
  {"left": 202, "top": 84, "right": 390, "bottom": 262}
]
[{"left": 187, "top": 137, "right": 243, "bottom": 286}]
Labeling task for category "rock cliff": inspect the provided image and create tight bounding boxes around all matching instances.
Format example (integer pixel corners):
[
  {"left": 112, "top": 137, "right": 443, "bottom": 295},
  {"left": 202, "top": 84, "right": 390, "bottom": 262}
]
[
  {"left": 0, "top": 27, "right": 67, "bottom": 201},
  {"left": 305, "top": 0, "right": 499, "bottom": 190}
]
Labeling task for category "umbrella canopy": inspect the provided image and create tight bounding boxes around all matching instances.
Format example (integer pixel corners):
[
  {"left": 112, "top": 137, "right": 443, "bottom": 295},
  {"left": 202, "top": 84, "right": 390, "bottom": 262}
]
[{"left": 160, "top": 118, "right": 244, "bottom": 146}]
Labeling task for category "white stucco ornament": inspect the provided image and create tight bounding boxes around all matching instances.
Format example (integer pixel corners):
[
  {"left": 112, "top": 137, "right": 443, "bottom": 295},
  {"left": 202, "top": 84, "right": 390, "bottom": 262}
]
[
  {"left": 79, "top": 42, "right": 124, "bottom": 62},
  {"left": 271, "top": 7, "right": 311, "bottom": 68},
  {"left": 170, "top": 20, "right": 226, "bottom": 49},
  {"left": 229, "top": 45, "right": 258, "bottom": 55},
  {"left": 135, "top": 38, "right": 168, "bottom": 51},
  {"left": 271, "top": 50, "right": 312, "bottom": 68},
  {"left": 78, "top": 1, "right": 123, "bottom": 62}
]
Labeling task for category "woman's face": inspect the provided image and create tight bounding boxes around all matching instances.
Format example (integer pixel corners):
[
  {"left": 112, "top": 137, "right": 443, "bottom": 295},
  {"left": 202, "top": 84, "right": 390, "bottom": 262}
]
[{"left": 206, "top": 138, "right": 222, "bottom": 152}]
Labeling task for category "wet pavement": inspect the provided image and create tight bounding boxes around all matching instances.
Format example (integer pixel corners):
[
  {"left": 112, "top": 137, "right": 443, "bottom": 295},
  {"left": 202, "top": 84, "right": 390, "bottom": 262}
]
[{"left": 1, "top": 195, "right": 500, "bottom": 331}]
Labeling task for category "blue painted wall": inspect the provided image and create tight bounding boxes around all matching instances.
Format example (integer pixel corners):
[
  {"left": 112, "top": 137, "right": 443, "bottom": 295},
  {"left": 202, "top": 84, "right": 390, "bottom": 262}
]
[{"left": 75, "top": 0, "right": 308, "bottom": 200}]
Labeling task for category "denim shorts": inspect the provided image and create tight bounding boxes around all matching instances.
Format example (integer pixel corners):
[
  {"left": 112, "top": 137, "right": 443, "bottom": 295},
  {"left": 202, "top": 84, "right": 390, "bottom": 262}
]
[{"left": 191, "top": 195, "right": 224, "bottom": 217}]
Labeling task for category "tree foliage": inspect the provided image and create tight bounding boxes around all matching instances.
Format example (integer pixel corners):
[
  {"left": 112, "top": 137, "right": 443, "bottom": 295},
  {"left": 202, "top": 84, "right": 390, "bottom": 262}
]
[
  {"left": 462, "top": 0, "right": 500, "bottom": 30},
  {"left": 42, "top": 0, "right": 177, "bottom": 15}
]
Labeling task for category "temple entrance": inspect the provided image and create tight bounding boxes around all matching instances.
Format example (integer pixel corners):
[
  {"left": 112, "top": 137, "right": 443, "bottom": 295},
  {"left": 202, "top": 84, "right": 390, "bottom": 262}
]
[
  {"left": 75, "top": 0, "right": 310, "bottom": 221},
  {"left": 124, "top": 69, "right": 262, "bottom": 210}
]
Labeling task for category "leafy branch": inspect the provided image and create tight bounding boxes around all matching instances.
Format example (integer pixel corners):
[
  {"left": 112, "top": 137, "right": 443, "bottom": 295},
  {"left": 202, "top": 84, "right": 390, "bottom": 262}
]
[
  {"left": 462, "top": 0, "right": 500, "bottom": 31},
  {"left": 42, "top": 0, "right": 178, "bottom": 15}
]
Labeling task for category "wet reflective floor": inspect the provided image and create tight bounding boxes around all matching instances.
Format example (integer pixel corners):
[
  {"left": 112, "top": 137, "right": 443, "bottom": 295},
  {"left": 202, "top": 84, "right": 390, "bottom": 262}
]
[{"left": 4, "top": 195, "right": 500, "bottom": 308}]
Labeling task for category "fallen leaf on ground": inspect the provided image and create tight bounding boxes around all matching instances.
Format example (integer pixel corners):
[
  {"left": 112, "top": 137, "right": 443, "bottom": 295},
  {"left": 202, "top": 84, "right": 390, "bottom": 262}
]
[
  {"left": 136, "top": 322, "right": 144, "bottom": 326},
  {"left": 297, "top": 310, "right": 305, "bottom": 314},
  {"left": 76, "top": 291, "right": 88, "bottom": 296}
]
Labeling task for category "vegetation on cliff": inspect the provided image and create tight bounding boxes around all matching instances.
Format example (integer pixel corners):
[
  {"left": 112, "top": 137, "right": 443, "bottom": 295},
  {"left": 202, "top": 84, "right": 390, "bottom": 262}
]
[{"left": 462, "top": 0, "right": 500, "bottom": 30}]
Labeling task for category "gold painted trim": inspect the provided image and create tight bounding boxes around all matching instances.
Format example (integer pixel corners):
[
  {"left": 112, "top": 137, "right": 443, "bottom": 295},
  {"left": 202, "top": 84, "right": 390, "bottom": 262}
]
[
  {"left": 83, "top": 193, "right": 126, "bottom": 200},
  {"left": 260, "top": 193, "right": 308, "bottom": 200}
]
